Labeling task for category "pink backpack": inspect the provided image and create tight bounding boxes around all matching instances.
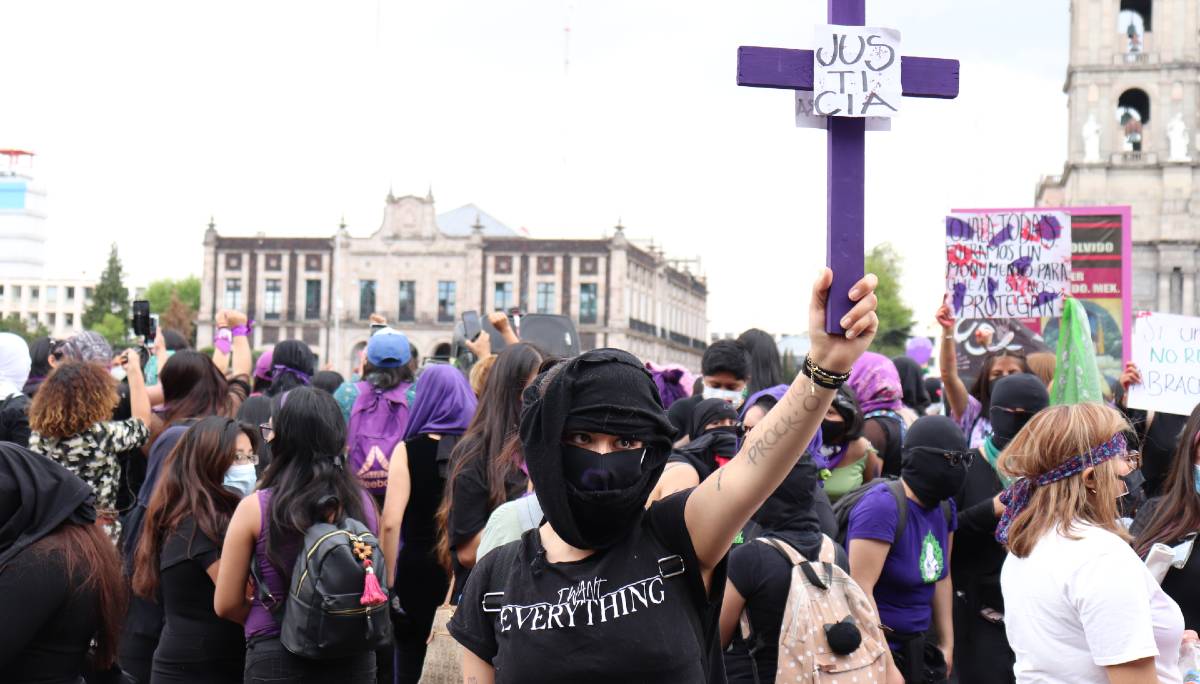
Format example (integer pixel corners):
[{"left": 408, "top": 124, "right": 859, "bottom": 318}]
[
  {"left": 740, "top": 535, "right": 888, "bottom": 683},
  {"left": 346, "top": 381, "right": 411, "bottom": 496}
]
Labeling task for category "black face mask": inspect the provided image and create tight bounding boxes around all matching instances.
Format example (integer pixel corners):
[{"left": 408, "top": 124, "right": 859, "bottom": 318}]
[
  {"left": 561, "top": 445, "right": 646, "bottom": 492},
  {"left": 822, "top": 419, "right": 847, "bottom": 444},
  {"left": 1119, "top": 469, "right": 1147, "bottom": 520},
  {"left": 902, "top": 448, "right": 969, "bottom": 506},
  {"left": 987, "top": 374, "right": 1049, "bottom": 449},
  {"left": 561, "top": 445, "right": 654, "bottom": 550}
]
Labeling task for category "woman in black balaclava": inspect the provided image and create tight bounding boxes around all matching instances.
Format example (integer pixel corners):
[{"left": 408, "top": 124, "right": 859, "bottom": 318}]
[
  {"left": 446, "top": 269, "right": 880, "bottom": 683},
  {"left": 846, "top": 416, "right": 969, "bottom": 684},
  {"left": 952, "top": 372, "right": 1047, "bottom": 684},
  {"left": 650, "top": 398, "right": 740, "bottom": 503}
]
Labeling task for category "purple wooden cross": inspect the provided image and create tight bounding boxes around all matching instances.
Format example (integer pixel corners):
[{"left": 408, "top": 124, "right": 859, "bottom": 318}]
[{"left": 737, "top": 0, "right": 959, "bottom": 333}]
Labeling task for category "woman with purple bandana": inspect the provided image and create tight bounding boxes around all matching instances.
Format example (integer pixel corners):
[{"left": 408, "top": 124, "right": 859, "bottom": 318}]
[
  {"left": 380, "top": 364, "right": 478, "bottom": 683},
  {"left": 999, "top": 403, "right": 1185, "bottom": 683},
  {"left": 848, "top": 351, "right": 912, "bottom": 477}
]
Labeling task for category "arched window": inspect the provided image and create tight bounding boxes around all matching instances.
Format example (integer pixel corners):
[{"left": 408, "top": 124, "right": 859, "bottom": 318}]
[
  {"left": 1116, "top": 89, "right": 1151, "bottom": 151},
  {"left": 1119, "top": 0, "right": 1152, "bottom": 53}
]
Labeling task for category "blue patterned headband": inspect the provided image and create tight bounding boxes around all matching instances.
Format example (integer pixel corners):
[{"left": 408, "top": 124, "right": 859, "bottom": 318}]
[{"left": 995, "top": 432, "right": 1128, "bottom": 545}]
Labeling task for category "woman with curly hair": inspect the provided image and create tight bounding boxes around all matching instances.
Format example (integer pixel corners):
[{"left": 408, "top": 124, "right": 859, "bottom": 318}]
[{"left": 29, "top": 352, "right": 151, "bottom": 540}]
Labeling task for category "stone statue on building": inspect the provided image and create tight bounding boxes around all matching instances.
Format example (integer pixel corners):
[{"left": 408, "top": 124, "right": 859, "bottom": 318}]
[
  {"left": 1169, "top": 112, "right": 1191, "bottom": 161},
  {"left": 1082, "top": 114, "right": 1101, "bottom": 162}
]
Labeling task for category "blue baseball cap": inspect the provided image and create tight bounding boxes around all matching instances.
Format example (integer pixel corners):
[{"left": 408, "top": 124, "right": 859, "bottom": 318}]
[{"left": 367, "top": 329, "right": 411, "bottom": 368}]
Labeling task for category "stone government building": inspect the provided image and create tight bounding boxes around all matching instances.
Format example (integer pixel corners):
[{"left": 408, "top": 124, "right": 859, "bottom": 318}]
[
  {"left": 198, "top": 192, "right": 708, "bottom": 373},
  {"left": 1037, "top": 0, "right": 1200, "bottom": 314}
]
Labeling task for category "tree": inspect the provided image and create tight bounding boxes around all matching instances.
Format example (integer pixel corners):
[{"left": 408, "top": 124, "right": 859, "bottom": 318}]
[
  {"left": 144, "top": 276, "right": 199, "bottom": 344},
  {"left": 864, "top": 243, "right": 914, "bottom": 358},
  {"left": 144, "top": 275, "right": 200, "bottom": 314},
  {"left": 0, "top": 313, "right": 50, "bottom": 344},
  {"left": 161, "top": 293, "right": 195, "bottom": 341},
  {"left": 92, "top": 313, "right": 129, "bottom": 347},
  {"left": 83, "top": 244, "right": 130, "bottom": 331}
]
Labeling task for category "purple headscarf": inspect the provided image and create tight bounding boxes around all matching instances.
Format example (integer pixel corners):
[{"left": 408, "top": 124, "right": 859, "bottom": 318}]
[
  {"left": 847, "top": 352, "right": 904, "bottom": 415},
  {"left": 403, "top": 364, "right": 478, "bottom": 441},
  {"left": 648, "top": 365, "right": 689, "bottom": 409},
  {"left": 254, "top": 349, "right": 274, "bottom": 382},
  {"left": 740, "top": 384, "right": 823, "bottom": 458}
]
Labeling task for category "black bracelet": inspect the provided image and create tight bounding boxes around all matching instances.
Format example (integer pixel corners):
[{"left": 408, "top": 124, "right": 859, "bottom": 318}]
[{"left": 801, "top": 354, "right": 850, "bottom": 390}]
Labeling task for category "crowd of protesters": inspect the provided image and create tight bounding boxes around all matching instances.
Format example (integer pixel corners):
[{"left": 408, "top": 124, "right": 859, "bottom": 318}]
[{"left": 2, "top": 272, "right": 1200, "bottom": 684}]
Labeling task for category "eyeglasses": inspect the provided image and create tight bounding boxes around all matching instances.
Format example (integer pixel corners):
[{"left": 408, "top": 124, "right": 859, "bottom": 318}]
[
  {"left": 259, "top": 423, "right": 274, "bottom": 442},
  {"left": 1120, "top": 450, "right": 1142, "bottom": 470},
  {"left": 909, "top": 446, "right": 973, "bottom": 467},
  {"left": 942, "top": 451, "right": 974, "bottom": 467},
  {"left": 233, "top": 451, "right": 259, "bottom": 466}
]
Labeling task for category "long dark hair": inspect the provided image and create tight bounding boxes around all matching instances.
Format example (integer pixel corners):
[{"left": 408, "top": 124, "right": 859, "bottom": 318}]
[
  {"left": 28, "top": 336, "right": 53, "bottom": 379},
  {"left": 33, "top": 522, "right": 127, "bottom": 669},
  {"left": 968, "top": 349, "right": 1030, "bottom": 413},
  {"left": 1134, "top": 404, "right": 1200, "bottom": 556},
  {"left": 737, "top": 328, "right": 784, "bottom": 395},
  {"left": 267, "top": 340, "right": 316, "bottom": 397},
  {"left": 132, "top": 416, "right": 257, "bottom": 598},
  {"left": 435, "top": 343, "right": 542, "bottom": 570},
  {"left": 160, "top": 350, "right": 233, "bottom": 426},
  {"left": 258, "top": 387, "right": 367, "bottom": 573}
]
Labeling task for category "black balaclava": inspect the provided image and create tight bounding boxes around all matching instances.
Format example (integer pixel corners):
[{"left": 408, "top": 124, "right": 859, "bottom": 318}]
[
  {"left": 0, "top": 442, "right": 96, "bottom": 568},
  {"left": 823, "top": 385, "right": 865, "bottom": 446},
  {"left": 520, "top": 349, "right": 675, "bottom": 550},
  {"left": 987, "top": 373, "right": 1049, "bottom": 449},
  {"left": 752, "top": 455, "right": 822, "bottom": 560},
  {"left": 687, "top": 398, "right": 738, "bottom": 441},
  {"left": 674, "top": 398, "right": 739, "bottom": 475},
  {"left": 892, "top": 356, "right": 931, "bottom": 414},
  {"left": 900, "top": 415, "right": 969, "bottom": 507}
]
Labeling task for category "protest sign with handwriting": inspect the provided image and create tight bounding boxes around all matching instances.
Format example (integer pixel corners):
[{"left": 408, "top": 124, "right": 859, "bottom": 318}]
[
  {"left": 944, "top": 211, "right": 1071, "bottom": 319},
  {"left": 1128, "top": 311, "right": 1200, "bottom": 416}
]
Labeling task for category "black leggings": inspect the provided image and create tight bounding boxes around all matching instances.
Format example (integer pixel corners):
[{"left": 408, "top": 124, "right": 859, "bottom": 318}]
[
  {"left": 392, "top": 545, "right": 450, "bottom": 684},
  {"left": 243, "top": 637, "right": 376, "bottom": 683}
]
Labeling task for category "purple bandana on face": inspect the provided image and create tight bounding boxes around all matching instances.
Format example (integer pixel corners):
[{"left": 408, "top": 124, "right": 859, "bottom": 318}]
[{"left": 995, "top": 432, "right": 1128, "bottom": 545}]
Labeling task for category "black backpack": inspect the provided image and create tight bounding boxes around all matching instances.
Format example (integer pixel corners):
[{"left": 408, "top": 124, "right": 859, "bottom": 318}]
[
  {"left": 254, "top": 515, "right": 392, "bottom": 659},
  {"left": 832, "top": 478, "right": 951, "bottom": 548}
]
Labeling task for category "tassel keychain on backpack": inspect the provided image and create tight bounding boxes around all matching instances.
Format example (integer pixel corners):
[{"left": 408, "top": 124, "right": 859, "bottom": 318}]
[{"left": 354, "top": 541, "right": 388, "bottom": 606}]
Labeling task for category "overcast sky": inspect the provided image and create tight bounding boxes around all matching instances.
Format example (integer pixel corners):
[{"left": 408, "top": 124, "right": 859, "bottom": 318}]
[{"left": 1, "top": 0, "right": 1068, "bottom": 335}]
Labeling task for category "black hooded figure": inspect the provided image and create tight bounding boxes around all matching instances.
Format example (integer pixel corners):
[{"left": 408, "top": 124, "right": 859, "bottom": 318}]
[
  {"left": 446, "top": 349, "right": 729, "bottom": 682},
  {"left": 952, "top": 372, "right": 1048, "bottom": 684},
  {"left": 669, "top": 398, "right": 740, "bottom": 482}
]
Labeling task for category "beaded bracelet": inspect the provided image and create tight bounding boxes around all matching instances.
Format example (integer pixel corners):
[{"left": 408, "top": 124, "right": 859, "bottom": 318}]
[{"left": 801, "top": 354, "right": 850, "bottom": 390}]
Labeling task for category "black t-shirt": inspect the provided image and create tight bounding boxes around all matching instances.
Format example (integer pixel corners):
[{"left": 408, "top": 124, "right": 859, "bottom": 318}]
[
  {"left": 0, "top": 393, "right": 31, "bottom": 448},
  {"left": 449, "top": 489, "right": 727, "bottom": 683},
  {"left": 724, "top": 535, "right": 849, "bottom": 684},
  {"left": 0, "top": 540, "right": 100, "bottom": 684},
  {"left": 951, "top": 450, "right": 1007, "bottom": 612},
  {"left": 402, "top": 435, "right": 444, "bottom": 548},
  {"left": 156, "top": 516, "right": 244, "bottom": 661},
  {"left": 449, "top": 453, "right": 528, "bottom": 599}
]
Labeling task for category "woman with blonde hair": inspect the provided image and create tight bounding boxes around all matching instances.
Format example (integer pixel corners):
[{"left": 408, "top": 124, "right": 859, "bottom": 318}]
[{"left": 998, "top": 403, "right": 1185, "bottom": 683}]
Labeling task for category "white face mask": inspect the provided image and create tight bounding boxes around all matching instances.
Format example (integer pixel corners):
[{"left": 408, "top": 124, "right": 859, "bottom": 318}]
[
  {"left": 223, "top": 463, "right": 258, "bottom": 498},
  {"left": 702, "top": 386, "right": 745, "bottom": 410},
  {"left": 110, "top": 366, "right": 127, "bottom": 382}
]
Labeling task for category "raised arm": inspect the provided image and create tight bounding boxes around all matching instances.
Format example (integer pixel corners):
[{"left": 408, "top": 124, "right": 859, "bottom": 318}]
[
  {"left": 685, "top": 269, "right": 878, "bottom": 572},
  {"left": 936, "top": 301, "right": 969, "bottom": 421},
  {"left": 488, "top": 312, "right": 519, "bottom": 345},
  {"left": 380, "top": 441, "right": 411, "bottom": 588},
  {"left": 122, "top": 349, "right": 152, "bottom": 430}
]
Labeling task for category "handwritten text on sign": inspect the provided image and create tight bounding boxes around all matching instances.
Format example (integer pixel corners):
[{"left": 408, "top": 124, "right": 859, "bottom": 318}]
[
  {"left": 812, "top": 25, "right": 901, "bottom": 118},
  {"left": 944, "top": 211, "right": 1072, "bottom": 319},
  {"left": 1128, "top": 311, "right": 1200, "bottom": 416}
]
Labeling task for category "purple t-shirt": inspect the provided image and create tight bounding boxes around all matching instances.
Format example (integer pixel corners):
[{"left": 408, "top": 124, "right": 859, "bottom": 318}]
[{"left": 846, "top": 483, "right": 956, "bottom": 634}]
